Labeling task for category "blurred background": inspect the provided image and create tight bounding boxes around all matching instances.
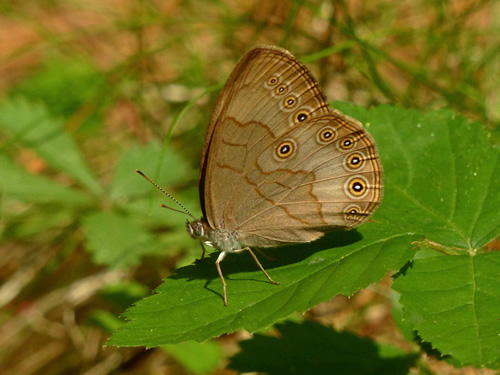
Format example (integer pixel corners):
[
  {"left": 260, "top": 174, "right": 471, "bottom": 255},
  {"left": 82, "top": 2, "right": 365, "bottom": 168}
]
[{"left": 0, "top": 0, "right": 498, "bottom": 374}]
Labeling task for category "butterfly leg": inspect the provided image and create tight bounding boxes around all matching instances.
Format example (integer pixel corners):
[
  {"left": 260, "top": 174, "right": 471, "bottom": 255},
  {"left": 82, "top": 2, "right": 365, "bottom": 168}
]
[
  {"left": 215, "top": 251, "right": 228, "bottom": 306},
  {"left": 198, "top": 241, "right": 207, "bottom": 261},
  {"left": 234, "top": 247, "right": 280, "bottom": 286}
]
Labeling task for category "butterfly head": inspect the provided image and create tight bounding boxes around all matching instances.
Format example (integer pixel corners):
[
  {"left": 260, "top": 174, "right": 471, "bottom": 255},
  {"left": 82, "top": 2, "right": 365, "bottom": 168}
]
[
  {"left": 186, "top": 219, "right": 242, "bottom": 253},
  {"left": 187, "top": 219, "right": 206, "bottom": 240}
]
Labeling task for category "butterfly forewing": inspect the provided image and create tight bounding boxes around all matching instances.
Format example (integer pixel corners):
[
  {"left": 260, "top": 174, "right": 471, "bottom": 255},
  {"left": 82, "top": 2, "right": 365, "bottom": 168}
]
[{"left": 200, "top": 46, "right": 382, "bottom": 248}]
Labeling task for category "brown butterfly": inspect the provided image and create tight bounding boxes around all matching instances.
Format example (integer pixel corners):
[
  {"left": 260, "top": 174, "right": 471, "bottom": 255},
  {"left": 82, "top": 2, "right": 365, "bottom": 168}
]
[{"left": 139, "top": 45, "right": 382, "bottom": 306}]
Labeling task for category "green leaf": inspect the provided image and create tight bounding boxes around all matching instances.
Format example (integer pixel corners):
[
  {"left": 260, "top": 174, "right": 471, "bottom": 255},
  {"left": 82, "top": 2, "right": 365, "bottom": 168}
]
[
  {"left": 107, "top": 223, "right": 417, "bottom": 346},
  {"left": 390, "top": 290, "right": 416, "bottom": 344},
  {"left": 98, "top": 281, "right": 150, "bottom": 309},
  {"left": 228, "top": 320, "right": 416, "bottom": 375},
  {"left": 0, "top": 153, "right": 92, "bottom": 205},
  {"left": 393, "top": 252, "right": 500, "bottom": 368},
  {"left": 111, "top": 143, "right": 200, "bottom": 243},
  {"left": 10, "top": 58, "right": 106, "bottom": 124},
  {"left": 110, "top": 141, "right": 193, "bottom": 201},
  {"left": 88, "top": 310, "right": 124, "bottom": 333},
  {"left": 125, "top": 194, "right": 201, "bottom": 229},
  {"left": 83, "top": 212, "right": 167, "bottom": 268},
  {"left": 162, "top": 341, "right": 223, "bottom": 374},
  {"left": 333, "top": 103, "right": 500, "bottom": 369},
  {"left": 335, "top": 102, "right": 499, "bottom": 250},
  {"left": 0, "top": 97, "right": 102, "bottom": 194},
  {"left": 3, "top": 209, "right": 76, "bottom": 239}
]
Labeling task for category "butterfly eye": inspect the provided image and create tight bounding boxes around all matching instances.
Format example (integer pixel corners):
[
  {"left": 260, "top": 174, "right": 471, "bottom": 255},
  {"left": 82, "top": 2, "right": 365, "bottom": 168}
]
[
  {"left": 317, "top": 127, "right": 337, "bottom": 143},
  {"left": 275, "top": 84, "right": 288, "bottom": 95},
  {"left": 338, "top": 136, "right": 355, "bottom": 150},
  {"left": 267, "top": 76, "right": 279, "bottom": 86},
  {"left": 345, "top": 177, "right": 369, "bottom": 199},
  {"left": 294, "top": 110, "right": 309, "bottom": 123},
  {"left": 284, "top": 96, "right": 297, "bottom": 109},
  {"left": 276, "top": 140, "right": 295, "bottom": 159},
  {"left": 344, "top": 205, "right": 363, "bottom": 222},
  {"left": 344, "top": 152, "right": 365, "bottom": 170}
]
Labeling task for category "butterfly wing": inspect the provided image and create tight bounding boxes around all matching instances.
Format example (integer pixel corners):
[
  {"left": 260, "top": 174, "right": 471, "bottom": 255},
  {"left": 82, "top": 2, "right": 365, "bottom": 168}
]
[{"left": 200, "top": 46, "right": 382, "bottom": 247}]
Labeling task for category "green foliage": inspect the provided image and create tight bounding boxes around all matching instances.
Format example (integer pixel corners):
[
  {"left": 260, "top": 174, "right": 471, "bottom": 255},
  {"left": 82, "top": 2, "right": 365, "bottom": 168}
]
[
  {"left": 10, "top": 58, "right": 107, "bottom": 129},
  {"left": 89, "top": 310, "right": 124, "bottom": 333},
  {"left": 229, "top": 320, "right": 416, "bottom": 375},
  {"left": 335, "top": 102, "right": 499, "bottom": 251},
  {"left": 1, "top": 3, "right": 499, "bottom": 371},
  {"left": 109, "top": 141, "right": 193, "bottom": 201},
  {"left": 162, "top": 341, "right": 223, "bottom": 374},
  {"left": 106, "top": 225, "right": 416, "bottom": 346},
  {"left": 0, "top": 96, "right": 198, "bottom": 264},
  {"left": 1, "top": 84, "right": 498, "bottom": 370},
  {"left": 99, "top": 281, "right": 150, "bottom": 309},
  {"left": 83, "top": 211, "right": 167, "bottom": 268},
  {"left": 393, "top": 253, "right": 500, "bottom": 368},
  {"left": 0, "top": 97, "right": 102, "bottom": 194},
  {"left": 0, "top": 153, "right": 92, "bottom": 205},
  {"left": 105, "top": 104, "right": 500, "bottom": 370}
]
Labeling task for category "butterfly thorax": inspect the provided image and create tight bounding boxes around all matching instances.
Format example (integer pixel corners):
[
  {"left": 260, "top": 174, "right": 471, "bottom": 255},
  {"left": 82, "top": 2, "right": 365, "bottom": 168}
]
[{"left": 187, "top": 219, "right": 241, "bottom": 253}]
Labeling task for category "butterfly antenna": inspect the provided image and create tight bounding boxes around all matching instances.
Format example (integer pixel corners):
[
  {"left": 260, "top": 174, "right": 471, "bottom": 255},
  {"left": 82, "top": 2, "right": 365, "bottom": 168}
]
[{"left": 136, "top": 169, "right": 196, "bottom": 220}]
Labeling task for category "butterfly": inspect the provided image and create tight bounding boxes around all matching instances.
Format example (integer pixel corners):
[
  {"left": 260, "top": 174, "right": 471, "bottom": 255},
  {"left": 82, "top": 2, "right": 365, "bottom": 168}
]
[{"left": 139, "top": 45, "right": 382, "bottom": 306}]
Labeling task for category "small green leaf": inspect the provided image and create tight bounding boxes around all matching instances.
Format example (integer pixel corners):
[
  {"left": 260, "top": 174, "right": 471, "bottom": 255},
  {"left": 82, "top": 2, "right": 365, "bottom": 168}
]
[
  {"left": 88, "top": 310, "right": 124, "bottom": 333},
  {"left": 11, "top": 58, "right": 106, "bottom": 124},
  {"left": 229, "top": 320, "right": 416, "bottom": 375},
  {"left": 83, "top": 212, "right": 166, "bottom": 268},
  {"left": 99, "top": 281, "right": 149, "bottom": 309},
  {"left": 162, "top": 341, "right": 223, "bottom": 374},
  {"left": 126, "top": 193, "right": 201, "bottom": 229},
  {"left": 3, "top": 209, "right": 76, "bottom": 239},
  {"left": 0, "top": 153, "right": 92, "bottom": 205},
  {"left": 393, "top": 252, "right": 500, "bottom": 368},
  {"left": 110, "top": 141, "right": 193, "bottom": 201},
  {"left": 0, "top": 97, "right": 102, "bottom": 194}
]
